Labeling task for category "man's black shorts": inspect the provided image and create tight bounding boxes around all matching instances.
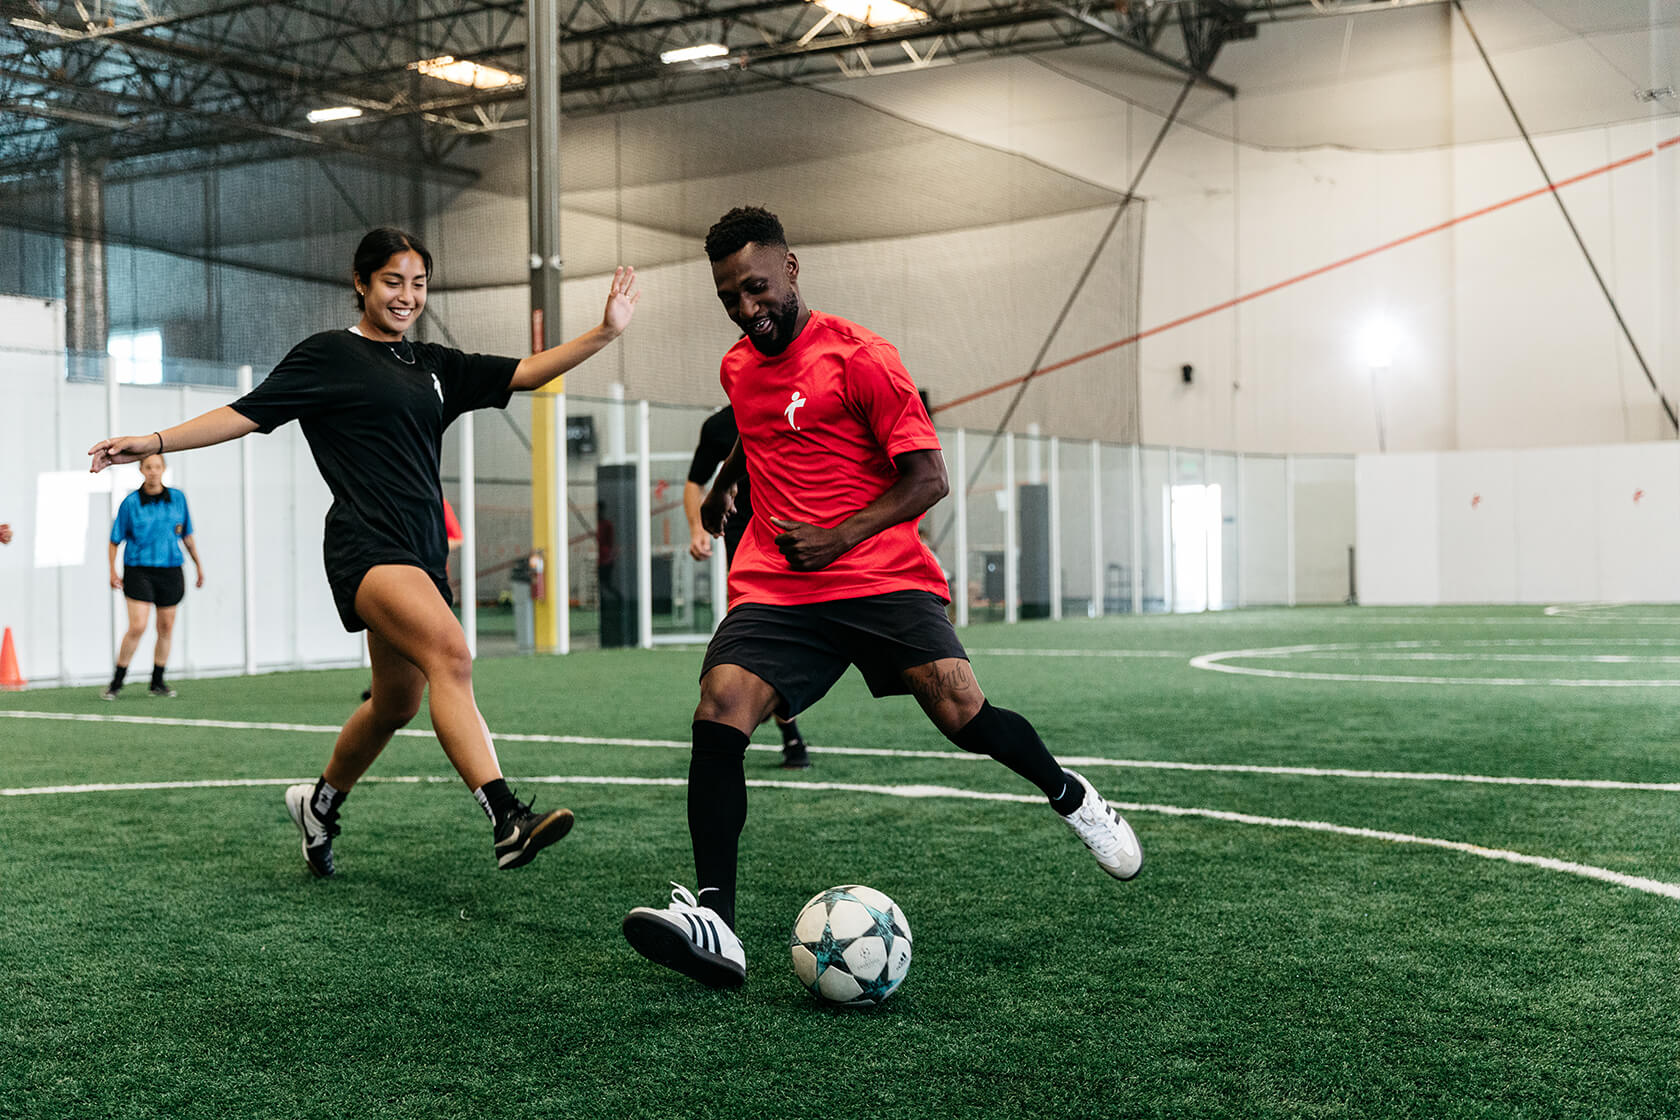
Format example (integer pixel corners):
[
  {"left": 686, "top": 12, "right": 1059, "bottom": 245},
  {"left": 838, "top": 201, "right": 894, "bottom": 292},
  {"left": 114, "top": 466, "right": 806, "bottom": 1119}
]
[
  {"left": 701, "top": 590, "right": 967, "bottom": 718},
  {"left": 121, "top": 565, "right": 185, "bottom": 608}
]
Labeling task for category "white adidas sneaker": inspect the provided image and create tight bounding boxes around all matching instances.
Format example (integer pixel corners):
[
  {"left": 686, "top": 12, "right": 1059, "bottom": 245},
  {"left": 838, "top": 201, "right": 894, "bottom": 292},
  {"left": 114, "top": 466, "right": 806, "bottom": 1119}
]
[
  {"left": 1060, "top": 770, "right": 1143, "bottom": 881},
  {"left": 622, "top": 883, "right": 747, "bottom": 989}
]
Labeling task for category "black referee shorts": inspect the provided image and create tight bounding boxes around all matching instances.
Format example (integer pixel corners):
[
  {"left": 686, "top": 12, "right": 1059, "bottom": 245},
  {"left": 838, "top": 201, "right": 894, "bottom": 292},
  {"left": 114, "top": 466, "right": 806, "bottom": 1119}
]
[
  {"left": 122, "top": 565, "right": 185, "bottom": 608},
  {"left": 700, "top": 590, "right": 967, "bottom": 718}
]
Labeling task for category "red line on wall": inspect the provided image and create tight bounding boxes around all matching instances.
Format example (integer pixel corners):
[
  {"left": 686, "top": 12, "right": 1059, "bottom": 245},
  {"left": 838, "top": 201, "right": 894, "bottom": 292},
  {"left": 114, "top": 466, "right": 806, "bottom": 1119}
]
[{"left": 933, "top": 133, "right": 1680, "bottom": 415}]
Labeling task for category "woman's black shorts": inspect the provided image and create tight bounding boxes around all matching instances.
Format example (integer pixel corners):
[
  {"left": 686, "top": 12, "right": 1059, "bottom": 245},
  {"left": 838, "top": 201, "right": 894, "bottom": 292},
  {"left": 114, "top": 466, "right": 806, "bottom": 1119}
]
[
  {"left": 700, "top": 590, "right": 967, "bottom": 718},
  {"left": 122, "top": 565, "right": 185, "bottom": 608},
  {"left": 329, "top": 563, "right": 453, "bottom": 633}
]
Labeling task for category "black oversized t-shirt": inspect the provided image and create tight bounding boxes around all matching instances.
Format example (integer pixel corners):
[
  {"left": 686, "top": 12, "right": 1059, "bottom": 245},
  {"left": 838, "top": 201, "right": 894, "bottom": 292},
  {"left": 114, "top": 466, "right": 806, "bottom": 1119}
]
[
  {"left": 686, "top": 404, "right": 751, "bottom": 563},
  {"left": 231, "top": 329, "right": 516, "bottom": 587}
]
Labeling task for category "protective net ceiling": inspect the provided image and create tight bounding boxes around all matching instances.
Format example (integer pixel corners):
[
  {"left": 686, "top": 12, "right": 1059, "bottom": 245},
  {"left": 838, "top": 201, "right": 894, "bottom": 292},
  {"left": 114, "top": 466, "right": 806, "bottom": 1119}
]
[{"left": 0, "top": 82, "right": 1142, "bottom": 442}]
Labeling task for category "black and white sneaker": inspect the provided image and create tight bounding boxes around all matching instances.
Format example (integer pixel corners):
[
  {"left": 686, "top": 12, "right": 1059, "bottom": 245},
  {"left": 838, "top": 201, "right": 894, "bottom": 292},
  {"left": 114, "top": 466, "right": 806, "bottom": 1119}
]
[
  {"left": 284, "top": 783, "right": 340, "bottom": 878},
  {"left": 99, "top": 686, "right": 120, "bottom": 701},
  {"left": 1060, "top": 770, "right": 1143, "bottom": 881},
  {"left": 493, "top": 796, "right": 574, "bottom": 870},
  {"left": 623, "top": 883, "right": 747, "bottom": 989},
  {"left": 148, "top": 684, "right": 177, "bottom": 698}
]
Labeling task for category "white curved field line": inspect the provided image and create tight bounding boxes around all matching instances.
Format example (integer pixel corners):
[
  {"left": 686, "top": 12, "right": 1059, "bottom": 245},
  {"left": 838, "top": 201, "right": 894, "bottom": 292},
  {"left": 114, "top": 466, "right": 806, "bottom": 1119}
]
[
  {"left": 1188, "top": 641, "right": 1680, "bottom": 687},
  {"left": 1, "top": 769, "right": 1675, "bottom": 902}
]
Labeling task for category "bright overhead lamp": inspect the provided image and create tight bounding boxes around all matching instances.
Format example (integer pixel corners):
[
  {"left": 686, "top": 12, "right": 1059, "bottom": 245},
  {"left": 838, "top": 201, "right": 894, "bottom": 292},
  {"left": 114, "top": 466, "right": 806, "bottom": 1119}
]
[
  {"left": 409, "top": 55, "right": 522, "bottom": 90},
  {"left": 660, "top": 43, "right": 730, "bottom": 64},
  {"left": 306, "top": 106, "right": 364, "bottom": 124},
  {"left": 808, "top": 0, "right": 929, "bottom": 27},
  {"left": 1356, "top": 315, "right": 1399, "bottom": 371}
]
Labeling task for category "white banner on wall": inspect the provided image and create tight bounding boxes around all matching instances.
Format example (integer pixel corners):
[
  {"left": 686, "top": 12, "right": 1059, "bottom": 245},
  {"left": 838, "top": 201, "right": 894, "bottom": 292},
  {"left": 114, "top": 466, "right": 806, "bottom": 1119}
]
[{"left": 33, "top": 467, "right": 138, "bottom": 569}]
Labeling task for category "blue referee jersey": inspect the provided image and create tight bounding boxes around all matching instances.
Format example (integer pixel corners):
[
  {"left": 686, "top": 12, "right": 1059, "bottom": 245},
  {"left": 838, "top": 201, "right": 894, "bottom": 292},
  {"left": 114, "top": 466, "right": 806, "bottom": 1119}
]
[{"left": 111, "top": 487, "right": 193, "bottom": 568}]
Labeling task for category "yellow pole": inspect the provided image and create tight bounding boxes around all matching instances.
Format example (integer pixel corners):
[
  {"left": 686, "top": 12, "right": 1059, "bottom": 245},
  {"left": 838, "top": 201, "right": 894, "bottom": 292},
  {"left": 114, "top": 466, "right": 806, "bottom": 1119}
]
[{"left": 531, "top": 377, "right": 562, "bottom": 651}]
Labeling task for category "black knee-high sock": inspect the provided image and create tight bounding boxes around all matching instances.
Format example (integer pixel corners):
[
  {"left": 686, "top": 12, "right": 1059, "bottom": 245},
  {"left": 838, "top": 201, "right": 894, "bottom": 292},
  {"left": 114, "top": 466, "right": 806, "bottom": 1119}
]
[
  {"left": 951, "top": 701, "right": 1082, "bottom": 813},
  {"left": 689, "top": 720, "right": 750, "bottom": 929}
]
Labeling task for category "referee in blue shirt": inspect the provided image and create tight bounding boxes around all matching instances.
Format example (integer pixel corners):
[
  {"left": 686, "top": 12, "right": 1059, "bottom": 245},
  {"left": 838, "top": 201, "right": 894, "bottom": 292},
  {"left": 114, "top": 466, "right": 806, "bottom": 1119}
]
[{"left": 104, "top": 452, "right": 203, "bottom": 699}]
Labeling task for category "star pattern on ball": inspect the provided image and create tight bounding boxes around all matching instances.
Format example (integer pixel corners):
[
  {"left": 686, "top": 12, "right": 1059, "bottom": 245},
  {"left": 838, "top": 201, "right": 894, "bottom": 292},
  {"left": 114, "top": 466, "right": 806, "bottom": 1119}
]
[
  {"left": 810, "top": 921, "right": 853, "bottom": 979},
  {"left": 791, "top": 886, "right": 912, "bottom": 1006},
  {"left": 805, "top": 893, "right": 901, "bottom": 975}
]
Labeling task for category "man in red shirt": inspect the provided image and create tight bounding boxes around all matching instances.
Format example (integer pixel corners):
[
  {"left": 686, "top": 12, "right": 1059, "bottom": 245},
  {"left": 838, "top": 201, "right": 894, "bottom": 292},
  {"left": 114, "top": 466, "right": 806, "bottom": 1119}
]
[{"left": 622, "top": 207, "right": 1142, "bottom": 989}]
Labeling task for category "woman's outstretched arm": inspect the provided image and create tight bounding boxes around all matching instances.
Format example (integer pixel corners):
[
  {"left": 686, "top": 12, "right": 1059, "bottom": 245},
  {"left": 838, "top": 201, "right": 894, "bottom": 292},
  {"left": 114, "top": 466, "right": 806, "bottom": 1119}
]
[
  {"left": 509, "top": 266, "right": 640, "bottom": 392},
  {"left": 89, "top": 406, "right": 260, "bottom": 473}
]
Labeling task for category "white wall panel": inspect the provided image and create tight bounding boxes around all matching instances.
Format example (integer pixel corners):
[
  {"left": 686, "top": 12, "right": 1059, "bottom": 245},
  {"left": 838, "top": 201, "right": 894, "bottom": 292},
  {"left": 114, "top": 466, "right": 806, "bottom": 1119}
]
[
  {"left": 1437, "top": 450, "right": 1518, "bottom": 603},
  {"left": 1238, "top": 454, "right": 1290, "bottom": 605},
  {"left": 1595, "top": 442, "right": 1680, "bottom": 602},
  {"left": 1357, "top": 441, "right": 1678, "bottom": 605},
  {"left": 1354, "top": 453, "right": 1440, "bottom": 606},
  {"left": 1513, "top": 446, "right": 1599, "bottom": 603},
  {"left": 1293, "top": 457, "right": 1356, "bottom": 604}
]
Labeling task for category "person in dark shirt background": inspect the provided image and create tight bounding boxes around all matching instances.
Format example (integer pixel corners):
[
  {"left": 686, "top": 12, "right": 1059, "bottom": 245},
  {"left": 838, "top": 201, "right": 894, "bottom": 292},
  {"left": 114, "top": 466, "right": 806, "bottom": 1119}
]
[{"left": 685, "top": 404, "right": 810, "bottom": 769}]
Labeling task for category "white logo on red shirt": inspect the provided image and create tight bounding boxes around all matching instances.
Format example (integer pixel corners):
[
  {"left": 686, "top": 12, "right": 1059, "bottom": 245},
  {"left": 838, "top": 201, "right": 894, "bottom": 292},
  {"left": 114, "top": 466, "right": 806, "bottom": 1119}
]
[{"left": 784, "top": 390, "right": 807, "bottom": 430}]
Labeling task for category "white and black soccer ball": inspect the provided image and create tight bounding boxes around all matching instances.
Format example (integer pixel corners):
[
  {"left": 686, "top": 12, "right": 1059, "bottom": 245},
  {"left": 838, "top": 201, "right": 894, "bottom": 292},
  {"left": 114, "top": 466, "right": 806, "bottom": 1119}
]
[{"left": 789, "top": 885, "right": 912, "bottom": 1007}]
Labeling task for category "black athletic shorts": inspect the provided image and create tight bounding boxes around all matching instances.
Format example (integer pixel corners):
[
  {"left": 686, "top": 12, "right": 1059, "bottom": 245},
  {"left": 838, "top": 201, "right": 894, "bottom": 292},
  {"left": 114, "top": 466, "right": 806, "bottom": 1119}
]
[
  {"left": 701, "top": 590, "right": 968, "bottom": 718},
  {"left": 122, "top": 565, "right": 185, "bottom": 608},
  {"left": 329, "top": 563, "right": 453, "bottom": 633}
]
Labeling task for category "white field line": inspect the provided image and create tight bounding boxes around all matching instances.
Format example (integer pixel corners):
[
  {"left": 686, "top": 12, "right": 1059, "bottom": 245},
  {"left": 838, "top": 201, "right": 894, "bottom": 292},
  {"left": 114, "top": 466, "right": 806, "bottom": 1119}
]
[
  {"left": 1298, "top": 652, "right": 1680, "bottom": 664},
  {"left": 5, "top": 709, "right": 1680, "bottom": 792},
  {"left": 961, "top": 648, "right": 1186, "bottom": 658},
  {"left": 2, "top": 771, "right": 1674, "bottom": 902},
  {"left": 1188, "top": 644, "right": 1680, "bottom": 687}
]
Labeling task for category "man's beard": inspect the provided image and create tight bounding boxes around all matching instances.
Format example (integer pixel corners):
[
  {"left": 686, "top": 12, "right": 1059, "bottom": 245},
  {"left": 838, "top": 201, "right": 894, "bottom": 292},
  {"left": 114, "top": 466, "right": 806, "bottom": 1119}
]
[{"left": 746, "top": 292, "right": 803, "bottom": 356}]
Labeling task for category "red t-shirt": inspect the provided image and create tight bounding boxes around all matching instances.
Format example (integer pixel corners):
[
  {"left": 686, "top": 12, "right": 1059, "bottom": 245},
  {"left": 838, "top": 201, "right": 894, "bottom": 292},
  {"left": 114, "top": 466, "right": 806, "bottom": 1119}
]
[{"left": 719, "top": 310, "right": 948, "bottom": 608}]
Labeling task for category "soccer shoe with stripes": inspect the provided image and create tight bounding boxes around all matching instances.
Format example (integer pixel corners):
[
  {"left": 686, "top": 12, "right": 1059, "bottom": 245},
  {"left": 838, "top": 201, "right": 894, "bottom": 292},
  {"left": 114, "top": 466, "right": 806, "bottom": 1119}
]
[
  {"left": 493, "top": 797, "right": 574, "bottom": 870},
  {"left": 622, "top": 883, "right": 747, "bottom": 989},
  {"left": 284, "top": 782, "right": 340, "bottom": 879},
  {"left": 1060, "top": 770, "right": 1143, "bottom": 881}
]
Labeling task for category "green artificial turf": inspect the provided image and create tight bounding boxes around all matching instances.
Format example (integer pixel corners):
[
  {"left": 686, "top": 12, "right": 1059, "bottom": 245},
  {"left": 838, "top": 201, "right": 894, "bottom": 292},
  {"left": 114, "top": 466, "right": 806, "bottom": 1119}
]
[{"left": 2, "top": 606, "right": 1677, "bottom": 1119}]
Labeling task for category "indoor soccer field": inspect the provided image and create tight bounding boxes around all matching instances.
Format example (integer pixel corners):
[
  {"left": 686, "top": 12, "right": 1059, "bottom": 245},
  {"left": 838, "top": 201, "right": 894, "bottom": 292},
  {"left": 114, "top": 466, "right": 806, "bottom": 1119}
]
[{"left": 4, "top": 606, "right": 1676, "bottom": 1119}]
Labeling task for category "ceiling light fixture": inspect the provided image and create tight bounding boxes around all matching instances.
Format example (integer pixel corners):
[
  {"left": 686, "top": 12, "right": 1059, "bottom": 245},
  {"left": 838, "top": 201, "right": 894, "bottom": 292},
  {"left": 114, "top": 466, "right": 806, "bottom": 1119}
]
[
  {"left": 306, "top": 106, "right": 364, "bottom": 124},
  {"left": 1356, "top": 315, "right": 1399, "bottom": 371},
  {"left": 808, "top": 0, "right": 929, "bottom": 28},
  {"left": 409, "top": 55, "right": 522, "bottom": 90},
  {"left": 660, "top": 43, "right": 730, "bottom": 64}
]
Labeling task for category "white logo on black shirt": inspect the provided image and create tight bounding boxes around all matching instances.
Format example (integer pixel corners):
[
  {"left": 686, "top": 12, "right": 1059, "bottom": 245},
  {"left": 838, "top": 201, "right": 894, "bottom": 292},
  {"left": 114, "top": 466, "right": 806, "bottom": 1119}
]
[
  {"left": 431, "top": 373, "right": 444, "bottom": 403},
  {"left": 784, "top": 390, "right": 807, "bottom": 430}
]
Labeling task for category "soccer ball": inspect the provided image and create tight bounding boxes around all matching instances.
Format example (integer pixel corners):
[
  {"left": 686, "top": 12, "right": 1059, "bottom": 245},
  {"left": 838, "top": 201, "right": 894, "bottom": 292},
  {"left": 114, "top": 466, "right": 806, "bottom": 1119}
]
[{"left": 789, "top": 885, "right": 912, "bottom": 1007}]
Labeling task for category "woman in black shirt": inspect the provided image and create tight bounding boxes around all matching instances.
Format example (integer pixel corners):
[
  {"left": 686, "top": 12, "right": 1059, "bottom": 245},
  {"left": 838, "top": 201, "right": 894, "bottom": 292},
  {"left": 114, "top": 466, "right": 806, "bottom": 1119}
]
[{"left": 89, "top": 227, "right": 639, "bottom": 878}]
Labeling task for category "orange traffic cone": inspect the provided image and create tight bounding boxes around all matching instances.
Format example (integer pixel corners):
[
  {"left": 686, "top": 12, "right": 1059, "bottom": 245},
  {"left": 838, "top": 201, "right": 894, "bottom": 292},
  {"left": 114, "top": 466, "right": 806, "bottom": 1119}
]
[{"left": 0, "top": 627, "right": 26, "bottom": 690}]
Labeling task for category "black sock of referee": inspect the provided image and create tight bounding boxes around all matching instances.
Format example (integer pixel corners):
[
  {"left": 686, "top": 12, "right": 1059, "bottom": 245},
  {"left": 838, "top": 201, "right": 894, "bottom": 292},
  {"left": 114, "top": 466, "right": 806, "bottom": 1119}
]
[
  {"left": 689, "top": 720, "right": 750, "bottom": 930},
  {"left": 951, "top": 701, "right": 1086, "bottom": 816},
  {"left": 150, "top": 665, "right": 166, "bottom": 690},
  {"left": 108, "top": 664, "right": 128, "bottom": 691}
]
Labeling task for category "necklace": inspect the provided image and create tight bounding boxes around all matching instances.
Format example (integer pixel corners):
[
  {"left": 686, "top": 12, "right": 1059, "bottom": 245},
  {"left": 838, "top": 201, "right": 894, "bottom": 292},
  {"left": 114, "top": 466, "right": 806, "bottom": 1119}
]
[{"left": 350, "top": 326, "right": 415, "bottom": 364}]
